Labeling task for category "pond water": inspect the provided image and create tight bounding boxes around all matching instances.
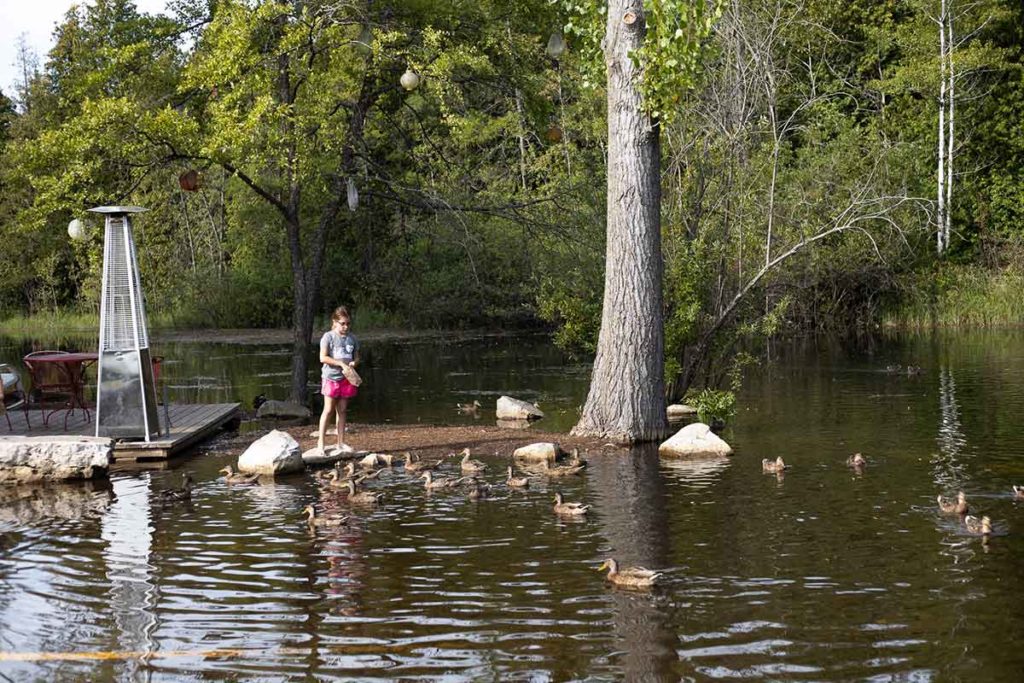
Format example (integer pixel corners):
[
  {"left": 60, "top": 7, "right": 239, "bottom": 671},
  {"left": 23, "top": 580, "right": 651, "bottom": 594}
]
[{"left": 1, "top": 329, "right": 1023, "bottom": 680}]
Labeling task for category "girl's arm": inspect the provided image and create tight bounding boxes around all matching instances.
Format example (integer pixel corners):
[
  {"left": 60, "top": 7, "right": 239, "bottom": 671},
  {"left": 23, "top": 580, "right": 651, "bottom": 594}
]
[
  {"left": 320, "top": 343, "right": 342, "bottom": 367},
  {"left": 350, "top": 348, "right": 361, "bottom": 369}
]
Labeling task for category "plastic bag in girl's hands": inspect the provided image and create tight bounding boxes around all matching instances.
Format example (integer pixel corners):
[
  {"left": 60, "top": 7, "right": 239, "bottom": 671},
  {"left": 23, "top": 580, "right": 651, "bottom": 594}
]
[{"left": 342, "top": 365, "right": 363, "bottom": 387}]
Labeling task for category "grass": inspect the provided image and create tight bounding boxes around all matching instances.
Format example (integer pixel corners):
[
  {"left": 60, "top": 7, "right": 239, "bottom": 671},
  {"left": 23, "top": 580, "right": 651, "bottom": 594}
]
[{"left": 882, "top": 264, "right": 1024, "bottom": 328}]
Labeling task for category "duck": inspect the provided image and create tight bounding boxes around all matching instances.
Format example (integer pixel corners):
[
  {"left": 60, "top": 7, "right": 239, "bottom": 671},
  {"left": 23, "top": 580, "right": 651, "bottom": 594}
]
[
  {"left": 467, "top": 482, "right": 491, "bottom": 500},
  {"left": 937, "top": 491, "right": 969, "bottom": 516},
  {"left": 552, "top": 492, "right": 589, "bottom": 516},
  {"left": 459, "top": 447, "right": 487, "bottom": 474},
  {"left": 566, "top": 448, "right": 588, "bottom": 469},
  {"left": 456, "top": 400, "right": 482, "bottom": 415},
  {"left": 1012, "top": 485, "right": 1024, "bottom": 500},
  {"left": 421, "top": 470, "right": 468, "bottom": 491},
  {"left": 343, "top": 479, "right": 384, "bottom": 505},
  {"left": 506, "top": 466, "right": 529, "bottom": 489},
  {"left": 302, "top": 504, "right": 349, "bottom": 527},
  {"left": 761, "top": 457, "right": 790, "bottom": 474},
  {"left": 159, "top": 472, "right": 194, "bottom": 503},
  {"left": 846, "top": 453, "right": 867, "bottom": 468},
  {"left": 403, "top": 452, "right": 443, "bottom": 473},
  {"left": 219, "top": 465, "right": 260, "bottom": 485},
  {"left": 597, "top": 558, "right": 662, "bottom": 588},
  {"left": 963, "top": 514, "right": 992, "bottom": 535},
  {"left": 540, "top": 459, "right": 586, "bottom": 477}
]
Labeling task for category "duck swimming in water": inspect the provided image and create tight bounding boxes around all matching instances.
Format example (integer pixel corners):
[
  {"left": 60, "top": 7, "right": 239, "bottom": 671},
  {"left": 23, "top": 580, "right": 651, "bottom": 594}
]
[
  {"left": 597, "top": 558, "right": 662, "bottom": 588},
  {"left": 846, "top": 453, "right": 867, "bottom": 469},
  {"left": 963, "top": 514, "right": 992, "bottom": 535},
  {"left": 937, "top": 491, "right": 969, "bottom": 516},
  {"left": 552, "top": 492, "right": 589, "bottom": 516},
  {"left": 762, "top": 457, "right": 790, "bottom": 474}
]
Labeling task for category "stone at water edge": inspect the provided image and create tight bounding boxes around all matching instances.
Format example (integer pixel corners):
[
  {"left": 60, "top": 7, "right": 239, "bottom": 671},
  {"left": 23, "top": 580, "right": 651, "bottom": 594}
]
[
  {"left": 256, "top": 400, "right": 311, "bottom": 421},
  {"left": 496, "top": 396, "right": 544, "bottom": 421},
  {"left": 301, "top": 447, "right": 353, "bottom": 467},
  {"left": 512, "top": 442, "right": 562, "bottom": 462},
  {"left": 0, "top": 436, "right": 112, "bottom": 484},
  {"left": 496, "top": 418, "right": 534, "bottom": 430},
  {"left": 666, "top": 404, "right": 698, "bottom": 420},
  {"left": 238, "top": 430, "right": 304, "bottom": 475},
  {"left": 658, "top": 423, "right": 733, "bottom": 458}
]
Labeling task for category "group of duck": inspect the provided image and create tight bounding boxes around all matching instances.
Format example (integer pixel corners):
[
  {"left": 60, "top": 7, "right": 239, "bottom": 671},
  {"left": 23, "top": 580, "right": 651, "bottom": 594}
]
[
  {"left": 762, "top": 452, "right": 1020, "bottom": 537},
  {"left": 159, "top": 446, "right": 661, "bottom": 589}
]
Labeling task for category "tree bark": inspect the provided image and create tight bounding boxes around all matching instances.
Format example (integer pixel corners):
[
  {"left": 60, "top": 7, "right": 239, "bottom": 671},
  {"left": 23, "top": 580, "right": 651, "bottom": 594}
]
[
  {"left": 936, "top": 0, "right": 947, "bottom": 254},
  {"left": 572, "top": 0, "right": 668, "bottom": 444}
]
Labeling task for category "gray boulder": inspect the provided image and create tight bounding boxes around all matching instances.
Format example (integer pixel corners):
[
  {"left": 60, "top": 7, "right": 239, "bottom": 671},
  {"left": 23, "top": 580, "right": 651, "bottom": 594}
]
[
  {"left": 238, "top": 430, "right": 304, "bottom": 475},
  {"left": 257, "top": 400, "right": 311, "bottom": 421},
  {"left": 658, "top": 423, "right": 732, "bottom": 458},
  {"left": 0, "top": 436, "right": 112, "bottom": 484},
  {"left": 496, "top": 396, "right": 544, "bottom": 421}
]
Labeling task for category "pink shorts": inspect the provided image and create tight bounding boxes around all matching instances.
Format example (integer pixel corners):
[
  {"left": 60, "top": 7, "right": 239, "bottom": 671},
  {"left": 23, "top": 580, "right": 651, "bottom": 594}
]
[{"left": 322, "top": 377, "right": 358, "bottom": 399}]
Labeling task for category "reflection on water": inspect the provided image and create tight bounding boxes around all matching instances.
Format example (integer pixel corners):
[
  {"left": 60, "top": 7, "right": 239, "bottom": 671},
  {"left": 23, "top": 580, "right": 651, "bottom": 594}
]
[{"left": 1, "top": 330, "right": 1024, "bottom": 678}]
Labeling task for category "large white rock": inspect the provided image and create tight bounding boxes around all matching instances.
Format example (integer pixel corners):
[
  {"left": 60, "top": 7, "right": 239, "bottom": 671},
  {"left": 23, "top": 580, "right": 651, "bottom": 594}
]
[
  {"left": 513, "top": 442, "right": 561, "bottom": 462},
  {"left": 658, "top": 423, "right": 733, "bottom": 458},
  {"left": 667, "top": 404, "right": 698, "bottom": 419},
  {"left": 238, "top": 430, "right": 304, "bottom": 475},
  {"left": 496, "top": 396, "right": 544, "bottom": 421},
  {"left": 0, "top": 436, "right": 112, "bottom": 484},
  {"left": 256, "top": 400, "right": 311, "bottom": 421},
  {"left": 301, "top": 446, "right": 358, "bottom": 467}
]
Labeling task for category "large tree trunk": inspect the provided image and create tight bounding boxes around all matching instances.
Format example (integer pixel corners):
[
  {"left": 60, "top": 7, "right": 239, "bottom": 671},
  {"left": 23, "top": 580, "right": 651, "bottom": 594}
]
[{"left": 572, "top": 0, "right": 668, "bottom": 444}]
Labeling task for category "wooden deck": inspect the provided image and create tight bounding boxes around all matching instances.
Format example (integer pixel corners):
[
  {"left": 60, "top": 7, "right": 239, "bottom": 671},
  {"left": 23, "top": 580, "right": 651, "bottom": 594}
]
[{"left": 1, "top": 403, "right": 241, "bottom": 462}]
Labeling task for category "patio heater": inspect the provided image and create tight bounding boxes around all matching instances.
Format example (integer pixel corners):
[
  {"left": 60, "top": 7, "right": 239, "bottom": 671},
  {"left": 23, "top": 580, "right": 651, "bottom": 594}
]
[{"left": 90, "top": 206, "right": 160, "bottom": 441}]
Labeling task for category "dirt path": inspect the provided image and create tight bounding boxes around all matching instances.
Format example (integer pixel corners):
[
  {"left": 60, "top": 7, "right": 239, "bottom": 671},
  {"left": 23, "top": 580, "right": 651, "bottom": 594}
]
[{"left": 273, "top": 422, "right": 630, "bottom": 459}]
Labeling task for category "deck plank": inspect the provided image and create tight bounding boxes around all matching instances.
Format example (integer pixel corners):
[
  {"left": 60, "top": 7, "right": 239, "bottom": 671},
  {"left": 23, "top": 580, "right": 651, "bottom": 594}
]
[{"left": 2, "top": 403, "right": 241, "bottom": 461}]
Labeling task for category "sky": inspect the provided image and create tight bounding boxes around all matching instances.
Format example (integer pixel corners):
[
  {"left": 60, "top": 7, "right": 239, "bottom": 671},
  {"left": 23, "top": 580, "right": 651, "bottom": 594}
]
[{"left": 0, "top": 0, "right": 169, "bottom": 98}]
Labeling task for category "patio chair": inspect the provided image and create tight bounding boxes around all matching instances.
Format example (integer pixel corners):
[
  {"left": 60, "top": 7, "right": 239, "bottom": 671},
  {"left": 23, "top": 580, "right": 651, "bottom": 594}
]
[
  {"left": 23, "top": 350, "right": 84, "bottom": 429},
  {"left": 0, "top": 362, "right": 30, "bottom": 431}
]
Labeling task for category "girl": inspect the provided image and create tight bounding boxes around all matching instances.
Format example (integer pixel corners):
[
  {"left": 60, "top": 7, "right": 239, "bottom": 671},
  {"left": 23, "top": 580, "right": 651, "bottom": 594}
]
[{"left": 317, "top": 306, "right": 361, "bottom": 454}]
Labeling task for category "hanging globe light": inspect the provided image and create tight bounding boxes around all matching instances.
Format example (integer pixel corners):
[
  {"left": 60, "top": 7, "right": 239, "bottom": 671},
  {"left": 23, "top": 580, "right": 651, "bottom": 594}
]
[
  {"left": 545, "top": 31, "right": 566, "bottom": 60},
  {"left": 346, "top": 178, "right": 359, "bottom": 212},
  {"left": 67, "top": 218, "right": 86, "bottom": 241},
  {"left": 400, "top": 68, "right": 420, "bottom": 91}
]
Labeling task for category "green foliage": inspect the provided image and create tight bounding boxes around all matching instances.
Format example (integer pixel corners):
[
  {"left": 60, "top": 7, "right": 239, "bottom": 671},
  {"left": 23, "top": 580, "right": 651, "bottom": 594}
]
[
  {"left": 683, "top": 387, "right": 736, "bottom": 423},
  {"left": 558, "top": 0, "right": 722, "bottom": 121}
]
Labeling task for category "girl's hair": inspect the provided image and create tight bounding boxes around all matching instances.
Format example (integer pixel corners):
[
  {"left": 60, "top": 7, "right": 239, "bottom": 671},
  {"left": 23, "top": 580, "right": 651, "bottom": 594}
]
[{"left": 331, "top": 306, "right": 350, "bottom": 323}]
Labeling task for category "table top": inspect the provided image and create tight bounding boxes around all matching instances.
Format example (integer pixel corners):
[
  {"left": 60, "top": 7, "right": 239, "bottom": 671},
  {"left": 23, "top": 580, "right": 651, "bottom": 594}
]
[{"left": 25, "top": 352, "right": 99, "bottom": 363}]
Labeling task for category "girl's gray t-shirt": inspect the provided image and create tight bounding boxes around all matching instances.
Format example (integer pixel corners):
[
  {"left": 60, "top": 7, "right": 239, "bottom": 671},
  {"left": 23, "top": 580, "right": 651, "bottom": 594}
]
[{"left": 321, "top": 331, "right": 359, "bottom": 380}]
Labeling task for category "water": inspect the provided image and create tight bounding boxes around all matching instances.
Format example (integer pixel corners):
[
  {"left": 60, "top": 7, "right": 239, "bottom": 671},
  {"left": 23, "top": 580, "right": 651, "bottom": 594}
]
[{"left": 1, "top": 329, "right": 1023, "bottom": 680}]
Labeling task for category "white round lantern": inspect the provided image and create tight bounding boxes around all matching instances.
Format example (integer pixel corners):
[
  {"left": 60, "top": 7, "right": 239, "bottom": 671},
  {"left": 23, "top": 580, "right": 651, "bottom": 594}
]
[
  {"left": 545, "top": 32, "right": 566, "bottom": 59},
  {"left": 400, "top": 69, "right": 420, "bottom": 91},
  {"left": 67, "top": 218, "right": 86, "bottom": 241}
]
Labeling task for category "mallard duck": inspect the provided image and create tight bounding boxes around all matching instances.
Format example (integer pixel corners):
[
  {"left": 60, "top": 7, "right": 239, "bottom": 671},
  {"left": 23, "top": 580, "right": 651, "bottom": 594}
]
[
  {"left": 302, "top": 504, "right": 349, "bottom": 527},
  {"left": 421, "top": 471, "right": 468, "bottom": 491},
  {"left": 403, "top": 452, "right": 443, "bottom": 473},
  {"left": 1012, "top": 485, "right": 1024, "bottom": 500},
  {"left": 540, "top": 459, "right": 585, "bottom": 477},
  {"left": 456, "top": 400, "right": 482, "bottom": 415},
  {"left": 597, "top": 558, "right": 662, "bottom": 588},
  {"left": 552, "top": 492, "right": 589, "bottom": 516},
  {"left": 762, "top": 457, "right": 790, "bottom": 473},
  {"left": 566, "top": 448, "right": 588, "bottom": 469},
  {"left": 160, "top": 472, "right": 194, "bottom": 503},
  {"left": 963, "top": 514, "right": 992, "bottom": 535},
  {"left": 467, "top": 482, "right": 491, "bottom": 500},
  {"left": 506, "top": 466, "right": 529, "bottom": 489},
  {"left": 937, "top": 491, "right": 969, "bottom": 516},
  {"left": 459, "top": 447, "right": 487, "bottom": 474},
  {"left": 846, "top": 453, "right": 867, "bottom": 468},
  {"left": 343, "top": 479, "right": 384, "bottom": 505},
  {"left": 219, "top": 465, "right": 260, "bottom": 484}
]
